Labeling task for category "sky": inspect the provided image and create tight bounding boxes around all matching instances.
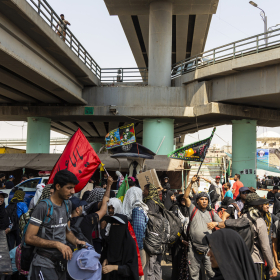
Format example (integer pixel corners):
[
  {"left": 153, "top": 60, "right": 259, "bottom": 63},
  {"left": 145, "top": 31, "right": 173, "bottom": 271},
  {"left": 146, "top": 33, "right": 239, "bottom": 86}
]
[{"left": 2, "top": 0, "right": 280, "bottom": 151}]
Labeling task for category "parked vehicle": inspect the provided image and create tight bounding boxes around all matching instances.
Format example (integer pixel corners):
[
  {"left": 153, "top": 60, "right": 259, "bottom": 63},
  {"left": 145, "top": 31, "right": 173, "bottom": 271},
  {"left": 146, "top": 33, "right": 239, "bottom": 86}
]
[{"left": 2, "top": 177, "right": 49, "bottom": 207}]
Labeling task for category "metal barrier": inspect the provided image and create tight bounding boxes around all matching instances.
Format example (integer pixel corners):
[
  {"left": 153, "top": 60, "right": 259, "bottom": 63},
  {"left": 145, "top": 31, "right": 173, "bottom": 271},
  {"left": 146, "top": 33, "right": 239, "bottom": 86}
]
[
  {"left": 171, "top": 28, "right": 280, "bottom": 79},
  {"left": 101, "top": 68, "right": 148, "bottom": 84},
  {"left": 26, "top": 0, "right": 101, "bottom": 78}
]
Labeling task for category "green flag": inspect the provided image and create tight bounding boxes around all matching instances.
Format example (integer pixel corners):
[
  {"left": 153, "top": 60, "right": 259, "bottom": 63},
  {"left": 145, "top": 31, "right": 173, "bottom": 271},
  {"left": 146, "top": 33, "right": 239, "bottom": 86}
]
[{"left": 116, "top": 175, "right": 129, "bottom": 202}]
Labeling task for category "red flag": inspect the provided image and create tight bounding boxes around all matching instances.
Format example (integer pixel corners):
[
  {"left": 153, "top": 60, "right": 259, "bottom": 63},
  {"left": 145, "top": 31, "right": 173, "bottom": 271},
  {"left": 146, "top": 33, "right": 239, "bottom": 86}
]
[{"left": 48, "top": 129, "right": 101, "bottom": 193}]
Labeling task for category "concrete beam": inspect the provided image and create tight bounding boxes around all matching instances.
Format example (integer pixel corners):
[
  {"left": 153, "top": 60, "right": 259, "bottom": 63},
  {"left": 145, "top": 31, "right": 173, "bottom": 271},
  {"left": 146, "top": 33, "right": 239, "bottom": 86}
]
[
  {"left": 119, "top": 15, "right": 146, "bottom": 69},
  {"left": 176, "top": 15, "right": 189, "bottom": 62},
  {"left": 0, "top": 12, "right": 86, "bottom": 104},
  {"left": 0, "top": 0, "right": 99, "bottom": 86},
  {"left": 104, "top": 0, "right": 219, "bottom": 15}
]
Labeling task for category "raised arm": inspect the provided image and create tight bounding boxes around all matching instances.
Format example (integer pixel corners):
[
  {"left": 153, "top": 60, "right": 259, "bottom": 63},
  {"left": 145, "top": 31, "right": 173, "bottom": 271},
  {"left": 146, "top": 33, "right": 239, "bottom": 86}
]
[
  {"left": 200, "top": 176, "right": 212, "bottom": 184},
  {"left": 104, "top": 176, "right": 113, "bottom": 198},
  {"left": 184, "top": 176, "right": 198, "bottom": 207},
  {"left": 96, "top": 196, "right": 110, "bottom": 220}
]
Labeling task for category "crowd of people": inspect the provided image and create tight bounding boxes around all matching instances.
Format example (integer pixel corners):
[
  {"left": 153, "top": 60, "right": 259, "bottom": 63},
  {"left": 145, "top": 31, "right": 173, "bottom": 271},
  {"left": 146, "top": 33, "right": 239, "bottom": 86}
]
[{"left": 1, "top": 170, "right": 280, "bottom": 280}]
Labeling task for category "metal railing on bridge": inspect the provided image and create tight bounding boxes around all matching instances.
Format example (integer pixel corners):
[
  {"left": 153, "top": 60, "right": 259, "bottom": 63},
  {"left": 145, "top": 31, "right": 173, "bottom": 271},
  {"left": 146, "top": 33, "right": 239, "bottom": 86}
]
[
  {"left": 171, "top": 27, "right": 280, "bottom": 80},
  {"left": 100, "top": 68, "right": 148, "bottom": 84},
  {"left": 26, "top": 0, "right": 101, "bottom": 78}
]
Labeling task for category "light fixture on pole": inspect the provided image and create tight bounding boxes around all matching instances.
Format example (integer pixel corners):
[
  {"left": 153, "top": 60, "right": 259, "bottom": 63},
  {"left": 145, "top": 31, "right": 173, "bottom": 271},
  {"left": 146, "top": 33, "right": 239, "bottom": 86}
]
[
  {"left": 268, "top": 24, "right": 280, "bottom": 32},
  {"left": 249, "top": 1, "right": 268, "bottom": 47}
]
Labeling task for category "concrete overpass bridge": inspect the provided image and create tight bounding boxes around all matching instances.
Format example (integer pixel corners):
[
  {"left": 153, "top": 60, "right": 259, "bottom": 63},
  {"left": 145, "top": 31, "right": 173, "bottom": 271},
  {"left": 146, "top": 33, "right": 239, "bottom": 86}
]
[{"left": 2, "top": 0, "right": 280, "bottom": 187}]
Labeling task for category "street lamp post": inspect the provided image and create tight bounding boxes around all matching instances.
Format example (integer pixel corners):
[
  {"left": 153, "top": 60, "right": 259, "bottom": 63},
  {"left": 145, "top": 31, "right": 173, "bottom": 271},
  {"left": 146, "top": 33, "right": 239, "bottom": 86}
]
[{"left": 249, "top": 1, "right": 268, "bottom": 47}]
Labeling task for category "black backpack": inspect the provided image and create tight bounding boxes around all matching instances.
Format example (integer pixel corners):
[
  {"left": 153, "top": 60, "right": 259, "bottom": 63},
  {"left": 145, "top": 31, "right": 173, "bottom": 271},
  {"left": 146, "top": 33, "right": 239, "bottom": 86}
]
[
  {"left": 144, "top": 212, "right": 166, "bottom": 255},
  {"left": 6, "top": 202, "right": 19, "bottom": 231},
  {"left": 162, "top": 209, "right": 183, "bottom": 245},
  {"left": 68, "top": 217, "right": 90, "bottom": 250},
  {"left": 224, "top": 217, "right": 255, "bottom": 254}
]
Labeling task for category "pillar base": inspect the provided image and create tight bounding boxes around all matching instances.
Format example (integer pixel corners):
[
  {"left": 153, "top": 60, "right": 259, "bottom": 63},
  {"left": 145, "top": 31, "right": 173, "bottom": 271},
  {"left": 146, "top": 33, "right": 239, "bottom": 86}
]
[
  {"left": 90, "top": 143, "right": 103, "bottom": 153},
  {"left": 232, "top": 119, "right": 257, "bottom": 188},
  {"left": 26, "top": 117, "right": 51, "bottom": 153},
  {"left": 143, "top": 118, "right": 174, "bottom": 155}
]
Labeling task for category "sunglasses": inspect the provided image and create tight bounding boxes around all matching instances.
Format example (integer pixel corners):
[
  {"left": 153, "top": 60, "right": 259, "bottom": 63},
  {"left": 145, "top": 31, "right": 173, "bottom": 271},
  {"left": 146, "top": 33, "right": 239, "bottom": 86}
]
[{"left": 241, "top": 191, "right": 250, "bottom": 194}]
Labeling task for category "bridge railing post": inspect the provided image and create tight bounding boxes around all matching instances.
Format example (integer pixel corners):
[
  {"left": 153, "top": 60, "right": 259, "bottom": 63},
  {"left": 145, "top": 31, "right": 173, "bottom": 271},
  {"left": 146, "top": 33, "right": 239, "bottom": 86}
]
[
  {"left": 38, "top": 0, "right": 41, "bottom": 15},
  {"left": 256, "top": 35, "right": 259, "bottom": 53},
  {"left": 213, "top": 49, "right": 216, "bottom": 64},
  {"left": 233, "top": 43, "right": 236, "bottom": 59}
]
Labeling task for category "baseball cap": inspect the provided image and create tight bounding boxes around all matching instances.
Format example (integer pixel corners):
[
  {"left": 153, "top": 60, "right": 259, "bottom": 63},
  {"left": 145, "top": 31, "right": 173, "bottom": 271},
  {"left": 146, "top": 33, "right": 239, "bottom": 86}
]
[
  {"left": 239, "top": 187, "right": 251, "bottom": 194},
  {"left": 70, "top": 196, "right": 87, "bottom": 210},
  {"left": 9, "top": 175, "right": 14, "bottom": 179},
  {"left": 0, "top": 191, "right": 8, "bottom": 198},
  {"left": 60, "top": 14, "right": 64, "bottom": 16},
  {"left": 68, "top": 245, "right": 102, "bottom": 280},
  {"left": 273, "top": 186, "right": 279, "bottom": 190},
  {"left": 216, "top": 176, "right": 221, "bottom": 179}
]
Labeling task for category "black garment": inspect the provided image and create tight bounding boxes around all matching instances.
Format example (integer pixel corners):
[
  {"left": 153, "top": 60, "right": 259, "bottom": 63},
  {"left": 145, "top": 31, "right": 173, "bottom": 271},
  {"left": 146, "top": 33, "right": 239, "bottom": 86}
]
[
  {"left": 170, "top": 202, "right": 188, "bottom": 280},
  {"left": 273, "top": 193, "right": 280, "bottom": 215},
  {"left": 110, "top": 190, "right": 116, "bottom": 198},
  {"left": 0, "top": 201, "right": 9, "bottom": 230},
  {"left": 209, "top": 185, "right": 219, "bottom": 208},
  {"left": 102, "top": 214, "right": 138, "bottom": 280},
  {"left": 164, "top": 190, "right": 174, "bottom": 211},
  {"left": 145, "top": 199, "right": 160, "bottom": 214},
  {"left": 5, "top": 180, "right": 14, "bottom": 189},
  {"left": 267, "top": 191, "right": 276, "bottom": 201},
  {"left": 70, "top": 213, "right": 99, "bottom": 246},
  {"left": 210, "top": 268, "right": 225, "bottom": 280},
  {"left": 206, "top": 229, "right": 259, "bottom": 280},
  {"left": 162, "top": 182, "right": 171, "bottom": 202}
]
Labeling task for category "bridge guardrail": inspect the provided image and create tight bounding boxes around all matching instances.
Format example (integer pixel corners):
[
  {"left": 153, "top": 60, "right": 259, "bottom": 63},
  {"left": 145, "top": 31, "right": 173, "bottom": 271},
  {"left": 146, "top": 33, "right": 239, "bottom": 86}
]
[
  {"left": 26, "top": 0, "right": 101, "bottom": 79},
  {"left": 171, "top": 28, "right": 280, "bottom": 79},
  {"left": 101, "top": 68, "right": 148, "bottom": 84}
]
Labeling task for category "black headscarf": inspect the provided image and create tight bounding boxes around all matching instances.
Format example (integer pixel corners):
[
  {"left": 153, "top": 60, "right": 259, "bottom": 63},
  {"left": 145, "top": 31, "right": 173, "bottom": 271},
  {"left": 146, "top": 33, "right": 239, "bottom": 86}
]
[
  {"left": 206, "top": 229, "right": 259, "bottom": 280},
  {"left": 164, "top": 190, "right": 174, "bottom": 211},
  {"left": 173, "top": 194, "right": 188, "bottom": 217},
  {"left": 273, "top": 193, "right": 280, "bottom": 216},
  {"left": 0, "top": 199, "right": 9, "bottom": 230},
  {"left": 105, "top": 214, "right": 138, "bottom": 280}
]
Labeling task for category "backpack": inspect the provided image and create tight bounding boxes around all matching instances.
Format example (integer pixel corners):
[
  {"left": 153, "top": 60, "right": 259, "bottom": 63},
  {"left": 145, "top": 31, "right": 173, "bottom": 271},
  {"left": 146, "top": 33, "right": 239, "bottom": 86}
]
[
  {"left": 162, "top": 209, "right": 183, "bottom": 245},
  {"left": 68, "top": 217, "right": 89, "bottom": 250},
  {"left": 187, "top": 206, "right": 215, "bottom": 240},
  {"left": 224, "top": 217, "right": 255, "bottom": 254},
  {"left": 20, "top": 198, "right": 70, "bottom": 271},
  {"left": 19, "top": 209, "right": 32, "bottom": 238},
  {"left": 144, "top": 212, "right": 166, "bottom": 255},
  {"left": 6, "top": 202, "right": 19, "bottom": 231}
]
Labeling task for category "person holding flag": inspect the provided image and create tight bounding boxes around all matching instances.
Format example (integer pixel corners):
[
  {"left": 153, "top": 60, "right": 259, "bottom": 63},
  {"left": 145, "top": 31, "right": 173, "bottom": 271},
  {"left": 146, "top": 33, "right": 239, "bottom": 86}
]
[{"left": 116, "top": 175, "right": 129, "bottom": 202}]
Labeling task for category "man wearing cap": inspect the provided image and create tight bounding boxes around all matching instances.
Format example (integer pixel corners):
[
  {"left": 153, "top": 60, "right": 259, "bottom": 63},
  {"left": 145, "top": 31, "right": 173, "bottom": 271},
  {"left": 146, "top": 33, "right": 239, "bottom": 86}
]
[
  {"left": 235, "top": 187, "right": 252, "bottom": 213},
  {"left": 69, "top": 178, "right": 111, "bottom": 249},
  {"left": 183, "top": 176, "right": 224, "bottom": 280},
  {"left": 5, "top": 175, "right": 15, "bottom": 189},
  {"left": 242, "top": 193, "right": 277, "bottom": 279},
  {"left": 201, "top": 175, "right": 223, "bottom": 202},
  {"left": 161, "top": 177, "right": 171, "bottom": 203}
]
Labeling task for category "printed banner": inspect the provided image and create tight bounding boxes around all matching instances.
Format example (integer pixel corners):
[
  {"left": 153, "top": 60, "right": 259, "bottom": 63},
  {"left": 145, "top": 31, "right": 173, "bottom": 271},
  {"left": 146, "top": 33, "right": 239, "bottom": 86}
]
[
  {"left": 105, "top": 123, "right": 136, "bottom": 149},
  {"left": 257, "top": 149, "right": 269, "bottom": 164},
  {"left": 168, "top": 127, "right": 216, "bottom": 162},
  {"left": 48, "top": 128, "right": 101, "bottom": 193}
]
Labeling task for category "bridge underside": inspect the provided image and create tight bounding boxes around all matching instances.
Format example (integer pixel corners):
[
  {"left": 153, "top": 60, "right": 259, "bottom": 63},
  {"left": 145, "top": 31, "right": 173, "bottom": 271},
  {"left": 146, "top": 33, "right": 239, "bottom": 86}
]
[{"left": 1, "top": 102, "right": 280, "bottom": 143}]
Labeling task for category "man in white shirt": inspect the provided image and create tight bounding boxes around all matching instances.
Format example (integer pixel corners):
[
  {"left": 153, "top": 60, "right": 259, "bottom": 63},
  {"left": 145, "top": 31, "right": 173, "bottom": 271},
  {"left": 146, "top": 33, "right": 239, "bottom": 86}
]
[{"left": 200, "top": 176, "right": 223, "bottom": 202}]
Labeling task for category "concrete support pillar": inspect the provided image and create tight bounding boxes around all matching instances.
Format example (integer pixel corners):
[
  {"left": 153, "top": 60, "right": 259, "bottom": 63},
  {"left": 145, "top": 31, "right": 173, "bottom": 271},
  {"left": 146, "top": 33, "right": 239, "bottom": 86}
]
[
  {"left": 143, "top": 118, "right": 174, "bottom": 155},
  {"left": 90, "top": 143, "right": 103, "bottom": 153},
  {"left": 26, "top": 117, "right": 51, "bottom": 153},
  {"left": 232, "top": 119, "right": 257, "bottom": 188},
  {"left": 148, "top": 1, "right": 172, "bottom": 87}
]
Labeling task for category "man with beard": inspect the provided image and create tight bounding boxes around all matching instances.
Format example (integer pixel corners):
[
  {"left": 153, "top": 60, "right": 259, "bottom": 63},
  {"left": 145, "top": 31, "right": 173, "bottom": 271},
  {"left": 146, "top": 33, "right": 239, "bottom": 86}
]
[
  {"left": 242, "top": 193, "right": 277, "bottom": 279},
  {"left": 161, "top": 177, "right": 170, "bottom": 203},
  {"left": 184, "top": 176, "right": 224, "bottom": 280}
]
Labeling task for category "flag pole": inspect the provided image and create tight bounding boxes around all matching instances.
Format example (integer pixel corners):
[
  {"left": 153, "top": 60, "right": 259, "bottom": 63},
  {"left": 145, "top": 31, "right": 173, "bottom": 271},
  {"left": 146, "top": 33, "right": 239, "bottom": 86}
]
[{"left": 196, "top": 161, "right": 203, "bottom": 176}]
